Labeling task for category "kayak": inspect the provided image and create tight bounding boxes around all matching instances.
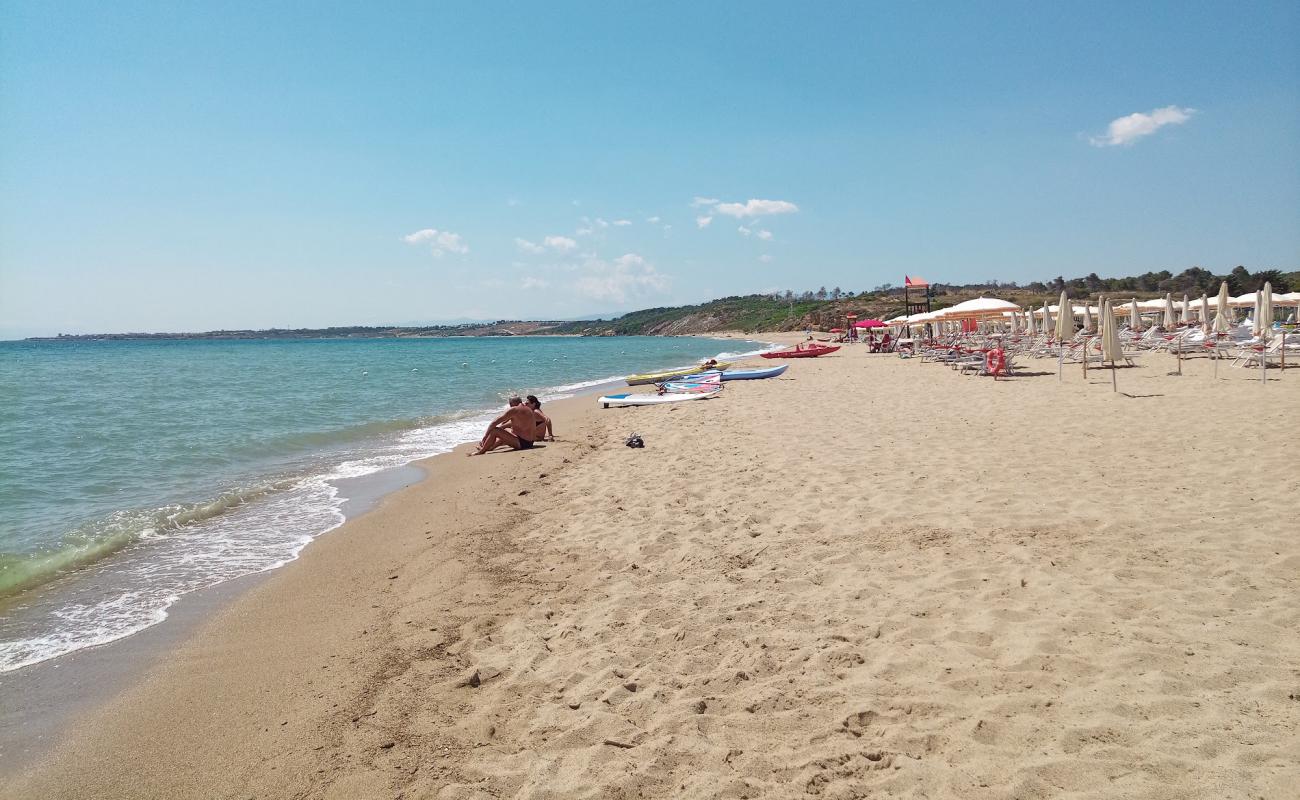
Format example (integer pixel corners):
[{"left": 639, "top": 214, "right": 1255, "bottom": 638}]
[
  {"left": 718, "top": 364, "right": 788, "bottom": 380},
  {"left": 599, "top": 388, "right": 722, "bottom": 408},
  {"left": 760, "top": 346, "right": 840, "bottom": 359},
  {"left": 626, "top": 362, "right": 731, "bottom": 386}
]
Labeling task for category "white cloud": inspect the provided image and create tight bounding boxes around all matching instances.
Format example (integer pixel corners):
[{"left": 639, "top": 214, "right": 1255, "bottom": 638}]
[
  {"left": 759, "top": 254, "right": 773, "bottom": 263},
  {"left": 738, "top": 225, "right": 752, "bottom": 236},
  {"left": 402, "top": 228, "right": 468, "bottom": 257},
  {"left": 543, "top": 235, "right": 577, "bottom": 252},
  {"left": 595, "top": 217, "right": 610, "bottom": 228},
  {"left": 696, "top": 215, "right": 714, "bottom": 229},
  {"left": 1090, "top": 105, "right": 1195, "bottom": 147},
  {"left": 576, "top": 226, "right": 594, "bottom": 236},
  {"left": 612, "top": 219, "right": 632, "bottom": 226},
  {"left": 756, "top": 229, "right": 773, "bottom": 241},
  {"left": 646, "top": 216, "right": 661, "bottom": 224},
  {"left": 574, "top": 253, "right": 670, "bottom": 303},
  {"left": 515, "top": 237, "right": 544, "bottom": 254},
  {"left": 691, "top": 196, "right": 719, "bottom": 208},
  {"left": 521, "top": 276, "right": 549, "bottom": 289},
  {"left": 713, "top": 198, "right": 799, "bottom": 218}
]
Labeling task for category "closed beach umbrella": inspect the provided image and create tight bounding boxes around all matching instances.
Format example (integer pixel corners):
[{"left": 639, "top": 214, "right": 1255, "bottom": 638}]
[
  {"left": 1041, "top": 302, "right": 1053, "bottom": 335},
  {"left": 1251, "top": 291, "right": 1263, "bottom": 336},
  {"left": 1055, "top": 291, "right": 1073, "bottom": 341},
  {"left": 1259, "top": 283, "right": 1274, "bottom": 337},
  {"left": 1213, "top": 282, "right": 1232, "bottom": 333},
  {"left": 1199, "top": 293, "right": 1210, "bottom": 330},
  {"left": 1101, "top": 300, "right": 1122, "bottom": 363},
  {"left": 1181, "top": 293, "right": 1190, "bottom": 324},
  {"left": 1163, "top": 293, "right": 1176, "bottom": 328},
  {"left": 1128, "top": 298, "right": 1141, "bottom": 331},
  {"left": 1081, "top": 302, "right": 1094, "bottom": 332},
  {"left": 1026, "top": 307, "right": 1037, "bottom": 335}
]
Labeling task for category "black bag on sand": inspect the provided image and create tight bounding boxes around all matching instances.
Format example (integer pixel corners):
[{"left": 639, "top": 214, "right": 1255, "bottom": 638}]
[{"left": 625, "top": 433, "right": 645, "bottom": 448}]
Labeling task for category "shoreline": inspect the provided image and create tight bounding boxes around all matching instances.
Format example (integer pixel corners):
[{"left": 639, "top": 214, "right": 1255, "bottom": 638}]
[
  {"left": 1, "top": 334, "right": 767, "bottom": 674},
  {"left": 0, "top": 333, "right": 771, "bottom": 774},
  {"left": 10, "top": 337, "right": 1296, "bottom": 798}
]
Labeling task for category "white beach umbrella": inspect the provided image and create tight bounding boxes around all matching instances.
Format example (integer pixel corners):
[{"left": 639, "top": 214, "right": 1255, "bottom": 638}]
[
  {"left": 1180, "top": 293, "right": 1190, "bottom": 324},
  {"left": 1199, "top": 293, "right": 1211, "bottom": 331},
  {"left": 1259, "top": 283, "right": 1274, "bottom": 337},
  {"left": 1101, "top": 301, "right": 1122, "bottom": 358},
  {"left": 1213, "top": 282, "right": 1232, "bottom": 334},
  {"left": 1026, "top": 306, "right": 1037, "bottom": 335},
  {"left": 1162, "top": 293, "right": 1176, "bottom": 328},
  {"left": 1100, "top": 299, "right": 1123, "bottom": 394},
  {"left": 1081, "top": 302, "right": 1094, "bottom": 332},
  {"left": 1041, "top": 301, "right": 1054, "bottom": 334},
  {"left": 1054, "top": 291, "right": 1073, "bottom": 341},
  {"left": 1251, "top": 291, "right": 1263, "bottom": 336},
  {"left": 1128, "top": 298, "right": 1142, "bottom": 331}
]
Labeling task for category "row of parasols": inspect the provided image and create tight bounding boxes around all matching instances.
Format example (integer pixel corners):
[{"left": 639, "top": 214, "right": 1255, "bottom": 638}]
[{"left": 885, "top": 281, "right": 1297, "bottom": 340}]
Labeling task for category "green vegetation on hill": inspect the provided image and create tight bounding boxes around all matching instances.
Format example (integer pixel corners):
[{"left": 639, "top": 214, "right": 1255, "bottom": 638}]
[
  {"left": 554, "top": 264, "right": 1298, "bottom": 336},
  {"left": 33, "top": 265, "right": 1295, "bottom": 341}
]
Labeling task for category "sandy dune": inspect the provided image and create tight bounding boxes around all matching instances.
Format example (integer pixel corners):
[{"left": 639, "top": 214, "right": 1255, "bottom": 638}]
[{"left": 10, "top": 337, "right": 1299, "bottom": 799}]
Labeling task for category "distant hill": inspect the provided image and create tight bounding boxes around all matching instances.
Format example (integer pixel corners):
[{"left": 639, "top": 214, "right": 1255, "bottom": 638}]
[
  {"left": 30, "top": 265, "right": 1295, "bottom": 341},
  {"left": 549, "top": 265, "right": 1298, "bottom": 336}
]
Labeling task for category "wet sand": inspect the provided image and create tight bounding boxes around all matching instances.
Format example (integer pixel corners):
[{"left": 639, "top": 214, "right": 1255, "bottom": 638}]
[{"left": 8, "top": 336, "right": 1299, "bottom": 799}]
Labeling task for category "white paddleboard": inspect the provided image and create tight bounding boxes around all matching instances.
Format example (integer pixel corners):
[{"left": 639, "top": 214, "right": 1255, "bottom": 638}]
[{"left": 599, "top": 388, "right": 722, "bottom": 408}]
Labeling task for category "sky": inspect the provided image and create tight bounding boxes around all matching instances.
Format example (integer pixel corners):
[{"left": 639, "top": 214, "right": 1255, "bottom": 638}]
[{"left": 1, "top": 1, "right": 1297, "bottom": 337}]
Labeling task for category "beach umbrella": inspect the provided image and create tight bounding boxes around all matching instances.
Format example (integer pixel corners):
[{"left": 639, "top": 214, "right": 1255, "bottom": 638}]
[
  {"left": 1054, "top": 291, "right": 1073, "bottom": 341},
  {"left": 1041, "top": 302, "right": 1054, "bottom": 335},
  {"left": 1026, "top": 306, "right": 1037, "bottom": 335},
  {"left": 1163, "top": 293, "right": 1176, "bottom": 328},
  {"left": 1100, "top": 299, "right": 1123, "bottom": 392},
  {"left": 1181, "top": 294, "right": 1191, "bottom": 324},
  {"left": 1259, "top": 283, "right": 1273, "bottom": 336},
  {"left": 1199, "top": 293, "right": 1211, "bottom": 330},
  {"left": 1213, "top": 282, "right": 1232, "bottom": 333},
  {"left": 1081, "top": 302, "right": 1094, "bottom": 332},
  {"left": 937, "top": 297, "right": 1023, "bottom": 321},
  {"left": 1128, "top": 298, "right": 1142, "bottom": 331}
]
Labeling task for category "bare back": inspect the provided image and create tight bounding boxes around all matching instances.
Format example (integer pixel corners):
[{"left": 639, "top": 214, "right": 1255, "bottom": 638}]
[{"left": 503, "top": 405, "right": 538, "bottom": 440}]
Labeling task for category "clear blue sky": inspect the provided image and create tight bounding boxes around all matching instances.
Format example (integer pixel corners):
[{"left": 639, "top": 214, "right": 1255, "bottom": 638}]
[{"left": 2, "top": 1, "right": 1297, "bottom": 337}]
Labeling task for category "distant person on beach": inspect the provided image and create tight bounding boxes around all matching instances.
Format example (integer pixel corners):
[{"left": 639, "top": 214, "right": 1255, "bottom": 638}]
[
  {"left": 470, "top": 397, "right": 538, "bottom": 456},
  {"left": 526, "top": 395, "right": 554, "bottom": 442},
  {"left": 702, "top": 358, "right": 718, "bottom": 370}
]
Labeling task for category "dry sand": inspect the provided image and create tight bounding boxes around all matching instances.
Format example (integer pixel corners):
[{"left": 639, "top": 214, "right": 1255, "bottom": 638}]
[{"left": 8, "top": 336, "right": 1299, "bottom": 799}]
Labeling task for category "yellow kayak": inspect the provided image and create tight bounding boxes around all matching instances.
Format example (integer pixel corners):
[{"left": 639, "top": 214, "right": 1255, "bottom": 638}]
[{"left": 626, "top": 362, "right": 731, "bottom": 386}]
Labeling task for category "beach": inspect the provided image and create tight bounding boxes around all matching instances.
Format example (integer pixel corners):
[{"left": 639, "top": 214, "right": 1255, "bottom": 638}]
[{"left": 7, "top": 336, "right": 1299, "bottom": 799}]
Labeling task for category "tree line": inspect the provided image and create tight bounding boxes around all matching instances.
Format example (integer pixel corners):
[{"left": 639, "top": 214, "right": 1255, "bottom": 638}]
[{"left": 773, "top": 265, "right": 1294, "bottom": 302}]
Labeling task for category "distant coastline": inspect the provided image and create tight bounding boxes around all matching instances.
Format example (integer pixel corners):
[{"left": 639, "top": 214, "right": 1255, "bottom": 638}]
[
  {"left": 24, "top": 265, "right": 1298, "bottom": 341},
  {"left": 25, "top": 321, "right": 593, "bottom": 341}
]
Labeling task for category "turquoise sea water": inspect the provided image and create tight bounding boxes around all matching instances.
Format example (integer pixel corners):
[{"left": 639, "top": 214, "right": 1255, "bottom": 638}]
[{"left": 0, "top": 335, "right": 764, "bottom": 671}]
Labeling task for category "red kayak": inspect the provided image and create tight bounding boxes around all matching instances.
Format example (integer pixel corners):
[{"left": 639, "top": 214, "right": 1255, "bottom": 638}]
[{"left": 761, "top": 345, "right": 841, "bottom": 359}]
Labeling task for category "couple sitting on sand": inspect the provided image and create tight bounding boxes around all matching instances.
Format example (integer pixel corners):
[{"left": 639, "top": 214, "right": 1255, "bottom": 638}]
[{"left": 470, "top": 395, "right": 553, "bottom": 456}]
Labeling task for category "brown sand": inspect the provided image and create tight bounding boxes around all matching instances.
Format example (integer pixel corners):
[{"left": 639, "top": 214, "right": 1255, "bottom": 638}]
[{"left": 9, "top": 338, "right": 1299, "bottom": 799}]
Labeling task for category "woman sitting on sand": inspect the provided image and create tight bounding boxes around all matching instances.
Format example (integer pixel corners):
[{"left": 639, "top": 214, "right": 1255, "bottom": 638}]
[{"left": 525, "top": 395, "right": 554, "bottom": 442}]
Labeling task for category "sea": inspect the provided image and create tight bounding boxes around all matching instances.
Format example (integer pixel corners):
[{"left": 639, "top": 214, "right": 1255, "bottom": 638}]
[{"left": 0, "top": 335, "right": 766, "bottom": 672}]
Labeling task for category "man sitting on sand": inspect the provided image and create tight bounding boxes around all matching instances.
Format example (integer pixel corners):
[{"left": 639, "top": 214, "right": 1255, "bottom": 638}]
[
  {"left": 470, "top": 397, "right": 540, "bottom": 456},
  {"left": 526, "top": 395, "right": 554, "bottom": 442}
]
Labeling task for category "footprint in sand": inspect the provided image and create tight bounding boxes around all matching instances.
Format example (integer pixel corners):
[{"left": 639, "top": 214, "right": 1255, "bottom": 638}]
[{"left": 842, "top": 709, "right": 881, "bottom": 737}]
